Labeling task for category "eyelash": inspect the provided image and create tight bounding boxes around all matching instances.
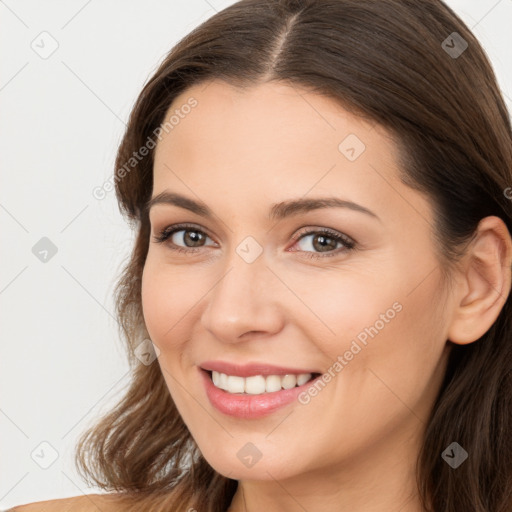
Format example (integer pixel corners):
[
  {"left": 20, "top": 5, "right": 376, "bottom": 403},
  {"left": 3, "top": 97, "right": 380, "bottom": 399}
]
[{"left": 152, "top": 222, "right": 356, "bottom": 259}]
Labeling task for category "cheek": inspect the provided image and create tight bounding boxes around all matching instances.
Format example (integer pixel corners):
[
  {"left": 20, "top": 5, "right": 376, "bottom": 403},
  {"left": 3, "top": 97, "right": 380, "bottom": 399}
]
[
  {"left": 140, "top": 258, "right": 214, "bottom": 356},
  {"left": 335, "top": 269, "right": 449, "bottom": 416},
  {"left": 286, "top": 269, "right": 402, "bottom": 361},
  {"left": 140, "top": 261, "right": 195, "bottom": 407},
  {"left": 141, "top": 261, "right": 188, "bottom": 346},
  {"left": 296, "top": 263, "right": 446, "bottom": 388}
]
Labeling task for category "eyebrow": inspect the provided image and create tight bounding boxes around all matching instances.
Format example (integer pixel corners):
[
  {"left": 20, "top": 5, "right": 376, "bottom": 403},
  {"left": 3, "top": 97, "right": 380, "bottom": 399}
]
[{"left": 146, "top": 191, "right": 380, "bottom": 222}]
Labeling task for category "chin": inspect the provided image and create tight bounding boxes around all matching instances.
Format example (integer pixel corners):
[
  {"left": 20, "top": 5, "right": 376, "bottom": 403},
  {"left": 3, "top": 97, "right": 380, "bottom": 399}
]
[{"left": 198, "top": 443, "right": 301, "bottom": 482}]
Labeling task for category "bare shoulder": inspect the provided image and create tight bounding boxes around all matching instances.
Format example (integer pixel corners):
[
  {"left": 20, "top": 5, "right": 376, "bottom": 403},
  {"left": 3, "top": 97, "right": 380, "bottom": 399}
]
[{"left": 9, "top": 493, "right": 128, "bottom": 512}]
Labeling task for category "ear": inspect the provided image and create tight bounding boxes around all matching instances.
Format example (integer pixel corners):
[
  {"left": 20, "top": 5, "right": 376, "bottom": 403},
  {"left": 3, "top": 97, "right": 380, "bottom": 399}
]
[{"left": 447, "top": 216, "right": 512, "bottom": 345}]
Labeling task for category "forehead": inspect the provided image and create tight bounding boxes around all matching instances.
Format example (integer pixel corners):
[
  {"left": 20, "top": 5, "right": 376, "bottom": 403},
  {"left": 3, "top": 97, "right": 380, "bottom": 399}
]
[
  {"left": 151, "top": 80, "right": 431, "bottom": 228},
  {"left": 155, "top": 79, "right": 385, "bottom": 161}
]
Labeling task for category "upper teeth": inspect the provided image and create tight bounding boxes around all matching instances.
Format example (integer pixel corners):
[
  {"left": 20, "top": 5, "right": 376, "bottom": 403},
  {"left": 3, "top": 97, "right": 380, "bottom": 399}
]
[{"left": 212, "top": 371, "right": 313, "bottom": 395}]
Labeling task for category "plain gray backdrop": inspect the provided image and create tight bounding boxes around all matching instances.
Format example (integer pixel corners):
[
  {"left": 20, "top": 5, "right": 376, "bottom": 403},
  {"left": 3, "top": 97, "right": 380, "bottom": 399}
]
[{"left": 1, "top": 0, "right": 511, "bottom": 508}]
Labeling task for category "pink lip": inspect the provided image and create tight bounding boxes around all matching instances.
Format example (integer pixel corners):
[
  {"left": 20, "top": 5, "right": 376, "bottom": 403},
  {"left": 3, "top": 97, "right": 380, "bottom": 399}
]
[
  {"left": 199, "top": 360, "right": 320, "bottom": 377},
  {"left": 199, "top": 368, "right": 321, "bottom": 419}
]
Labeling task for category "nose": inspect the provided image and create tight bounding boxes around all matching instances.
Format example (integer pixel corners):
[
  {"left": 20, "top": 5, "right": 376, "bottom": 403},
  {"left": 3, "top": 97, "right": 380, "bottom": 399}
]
[{"left": 200, "top": 248, "right": 284, "bottom": 343}]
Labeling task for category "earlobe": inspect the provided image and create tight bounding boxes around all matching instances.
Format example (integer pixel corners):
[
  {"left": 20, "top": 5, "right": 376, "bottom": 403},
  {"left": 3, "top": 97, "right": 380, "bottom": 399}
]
[{"left": 447, "top": 216, "right": 512, "bottom": 345}]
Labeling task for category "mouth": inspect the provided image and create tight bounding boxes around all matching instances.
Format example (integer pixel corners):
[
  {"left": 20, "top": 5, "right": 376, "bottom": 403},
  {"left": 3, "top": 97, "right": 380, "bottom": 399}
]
[
  {"left": 199, "top": 367, "right": 324, "bottom": 419},
  {"left": 202, "top": 368, "right": 322, "bottom": 396}
]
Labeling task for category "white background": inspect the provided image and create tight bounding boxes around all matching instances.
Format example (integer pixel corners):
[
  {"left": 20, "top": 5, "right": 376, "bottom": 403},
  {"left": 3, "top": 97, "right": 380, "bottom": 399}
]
[{"left": 1, "top": 0, "right": 511, "bottom": 508}]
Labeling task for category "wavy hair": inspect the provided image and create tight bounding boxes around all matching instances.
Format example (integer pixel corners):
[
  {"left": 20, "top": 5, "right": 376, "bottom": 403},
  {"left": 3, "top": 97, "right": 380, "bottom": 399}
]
[{"left": 74, "top": 1, "right": 512, "bottom": 510}]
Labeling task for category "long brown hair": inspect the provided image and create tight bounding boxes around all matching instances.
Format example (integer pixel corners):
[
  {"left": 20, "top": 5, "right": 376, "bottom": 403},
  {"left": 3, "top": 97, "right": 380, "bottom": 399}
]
[{"left": 74, "top": 1, "right": 512, "bottom": 510}]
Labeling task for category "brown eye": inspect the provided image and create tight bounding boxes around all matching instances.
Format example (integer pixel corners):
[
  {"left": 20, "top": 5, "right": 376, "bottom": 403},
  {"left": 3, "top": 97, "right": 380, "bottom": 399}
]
[
  {"left": 172, "top": 229, "right": 207, "bottom": 248},
  {"left": 291, "top": 228, "right": 356, "bottom": 259},
  {"left": 152, "top": 223, "right": 216, "bottom": 252}
]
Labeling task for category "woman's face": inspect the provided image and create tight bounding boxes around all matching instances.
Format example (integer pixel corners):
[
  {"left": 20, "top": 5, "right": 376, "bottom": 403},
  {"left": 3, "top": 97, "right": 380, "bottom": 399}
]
[{"left": 141, "top": 79, "right": 453, "bottom": 482}]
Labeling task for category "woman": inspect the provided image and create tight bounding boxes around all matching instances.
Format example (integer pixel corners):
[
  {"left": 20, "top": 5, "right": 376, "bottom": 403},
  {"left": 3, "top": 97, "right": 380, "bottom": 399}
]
[{"left": 12, "top": 0, "right": 512, "bottom": 511}]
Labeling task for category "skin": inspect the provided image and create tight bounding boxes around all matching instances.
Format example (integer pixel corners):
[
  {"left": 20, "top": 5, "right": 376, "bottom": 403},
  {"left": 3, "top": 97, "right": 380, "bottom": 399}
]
[{"left": 141, "top": 79, "right": 512, "bottom": 512}]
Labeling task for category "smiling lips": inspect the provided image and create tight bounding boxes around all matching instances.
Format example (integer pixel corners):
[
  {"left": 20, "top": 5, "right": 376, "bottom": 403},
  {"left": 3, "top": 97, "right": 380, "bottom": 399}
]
[
  {"left": 200, "top": 360, "right": 321, "bottom": 394},
  {"left": 199, "top": 360, "right": 323, "bottom": 418}
]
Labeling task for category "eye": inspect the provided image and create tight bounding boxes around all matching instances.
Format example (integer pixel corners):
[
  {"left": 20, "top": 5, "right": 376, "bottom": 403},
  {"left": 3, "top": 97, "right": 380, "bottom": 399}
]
[
  {"left": 152, "top": 223, "right": 356, "bottom": 259},
  {"left": 152, "top": 223, "right": 216, "bottom": 254},
  {"left": 289, "top": 228, "right": 356, "bottom": 259}
]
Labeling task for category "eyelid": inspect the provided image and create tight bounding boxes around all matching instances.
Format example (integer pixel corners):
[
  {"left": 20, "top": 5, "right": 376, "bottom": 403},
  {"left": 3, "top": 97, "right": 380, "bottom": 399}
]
[
  {"left": 291, "top": 225, "right": 355, "bottom": 244},
  {"left": 152, "top": 222, "right": 356, "bottom": 258}
]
